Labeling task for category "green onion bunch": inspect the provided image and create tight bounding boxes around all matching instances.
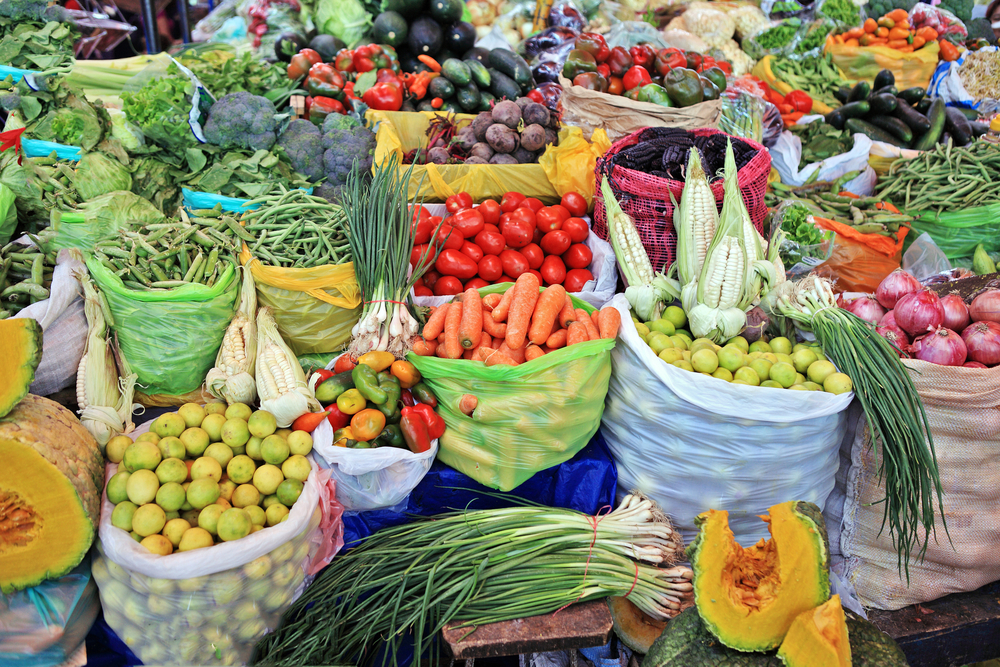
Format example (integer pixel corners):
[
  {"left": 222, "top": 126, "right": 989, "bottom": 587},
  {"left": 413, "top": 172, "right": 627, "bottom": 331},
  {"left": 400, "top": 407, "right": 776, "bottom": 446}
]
[
  {"left": 769, "top": 275, "right": 946, "bottom": 578},
  {"left": 251, "top": 495, "right": 691, "bottom": 667}
]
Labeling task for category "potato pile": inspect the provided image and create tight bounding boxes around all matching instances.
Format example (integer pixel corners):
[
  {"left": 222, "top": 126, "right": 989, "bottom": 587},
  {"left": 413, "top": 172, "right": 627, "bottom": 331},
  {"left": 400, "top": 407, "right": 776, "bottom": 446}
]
[{"left": 454, "top": 97, "right": 560, "bottom": 165}]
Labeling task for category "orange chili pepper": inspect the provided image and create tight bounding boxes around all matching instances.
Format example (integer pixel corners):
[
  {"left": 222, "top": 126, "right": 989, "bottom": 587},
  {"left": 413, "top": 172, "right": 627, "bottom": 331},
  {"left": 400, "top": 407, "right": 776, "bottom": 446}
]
[
  {"left": 876, "top": 201, "right": 900, "bottom": 213},
  {"left": 876, "top": 26, "right": 889, "bottom": 37},
  {"left": 839, "top": 191, "right": 860, "bottom": 199},
  {"left": 912, "top": 36, "right": 926, "bottom": 49},
  {"left": 860, "top": 34, "right": 876, "bottom": 46},
  {"left": 916, "top": 26, "right": 938, "bottom": 41},
  {"left": 431, "top": 97, "right": 444, "bottom": 109},
  {"left": 864, "top": 18, "right": 878, "bottom": 33},
  {"left": 939, "top": 39, "right": 960, "bottom": 61},
  {"left": 418, "top": 55, "right": 442, "bottom": 72},
  {"left": 846, "top": 26, "right": 865, "bottom": 38},
  {"left": 835, "top": 34, "right": 846, "bottom": 44},
  {"left": 896, "top": 45, "right": 914, "bottom": 52},
  {"left": 888, "top": 27, "right": 909, "bottom": 40},
  {"left": 887, "top": 8, "right": 909, "bottom": 22},
  {"left": 869, "top": 38, "right": 888, "bottom": 45},
  {"left": 845, "top": 38, "right": 860, "bottom": 47},
  {"left": 887, "top": 39, "right": 909, "bottom": 48},
  {"left": 878, "top": 16, "right": 895, "bottom": 28},
  {"left": 778, "top": 102, "right": 795, "bottom": 114}
]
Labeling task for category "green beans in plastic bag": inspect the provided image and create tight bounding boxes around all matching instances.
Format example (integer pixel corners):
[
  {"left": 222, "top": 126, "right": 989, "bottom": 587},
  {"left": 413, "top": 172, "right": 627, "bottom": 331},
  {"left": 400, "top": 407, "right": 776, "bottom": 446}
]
[
  {"left": 408, "top": 285, "right": 615, "bottom": 491},
  {"left": 86, "top": 257, "right": 239, "bottom": 396}
]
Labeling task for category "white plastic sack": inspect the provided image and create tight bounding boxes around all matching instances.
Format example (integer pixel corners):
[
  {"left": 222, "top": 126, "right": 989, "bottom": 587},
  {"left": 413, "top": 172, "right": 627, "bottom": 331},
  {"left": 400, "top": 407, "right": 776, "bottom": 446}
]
[
  {"left": 413, "top": 206, "right": 616, "bottom": 309},
  {"left": 600, "top": 294, "right": 853, "bottom": 545},
  {"left": 927, "top": 46, "right": 998, "bottom": 109},
  {"left": 772, "top": 121, "right": 877, "bottom": 196},
  {"left": 10, "top": 241, "right": 87, "bottom": 397},
  {"left": 869, "top": 140, "right": 921, "bottom": 164}
]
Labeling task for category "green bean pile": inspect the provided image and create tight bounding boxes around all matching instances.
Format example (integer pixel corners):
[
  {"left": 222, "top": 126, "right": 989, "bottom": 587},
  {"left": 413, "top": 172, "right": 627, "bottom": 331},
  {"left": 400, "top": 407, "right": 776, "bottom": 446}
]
[
  {"left": 242, "top": 189, "right": 351, "bottom": 268},
  {"left": 876, "top": 140, "right": 1000, "bottom": 214},
  {"left": 0, "top": 242, "right": 55, "bottom": 318},
  {"left": 92, "top": 205, "right": 249, "bottom": 290}
]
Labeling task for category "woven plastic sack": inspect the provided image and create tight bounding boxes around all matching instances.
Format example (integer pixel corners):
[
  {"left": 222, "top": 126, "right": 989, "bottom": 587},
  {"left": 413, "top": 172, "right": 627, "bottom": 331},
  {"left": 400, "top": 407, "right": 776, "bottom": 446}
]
[
  {"left": 600, "top": 294, "right": 853, "bottom": 545},
  {"left": 0, "top": 562, "right": 100, "bottom": 667},
  {"left": 825, "top": 39, "right": 940, "bottom": 91},
  {"left": 538, "top": 126, "right": 612, "bottom": 207},
  {"left": 592, "top": 127, "right": 771, "bottom": 275},
  {"left": 87, "top": 258, "right": 239, "bottom": 397},
  {"left": 408, "top": 286, "right": 614, "bottom": 491},
  {"left": 238, "top": 247, "right": 362, "bottom": 356},
  {"left": 370, "top": 110, "right": 560, "bottom": 203},
  {"left": 908, "top": 204, "right": 1000, "bottom": 262},
  {"left": 836, "top": 361, "right": 1000, "bottom": 610}
]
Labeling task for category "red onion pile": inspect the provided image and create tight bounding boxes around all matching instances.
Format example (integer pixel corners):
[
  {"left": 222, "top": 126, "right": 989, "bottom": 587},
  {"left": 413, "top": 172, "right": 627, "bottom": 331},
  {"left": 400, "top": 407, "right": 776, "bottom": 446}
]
[{"left": 839, "top": 276, "right": 1000, "bottom": 368}]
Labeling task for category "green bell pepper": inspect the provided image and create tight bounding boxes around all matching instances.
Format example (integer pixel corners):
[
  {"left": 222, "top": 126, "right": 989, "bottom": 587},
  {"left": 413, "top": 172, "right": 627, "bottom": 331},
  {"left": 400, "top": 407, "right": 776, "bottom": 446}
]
[
  {"left": 663, "top": 68, "right": 704, "bottom": 108},
  {"left": 700, "top": 76, "right": 720, "bottom": 101},
  {"left": 703, "top": 66, "right": 727, "bottom": 93},
  {"left": 352, "top": 363, "right": 387, "bottom": 404},
  {"left": 562, "top": 49, "right": 597, "bottom": 80},
  {"left": 637, "top": 83, "right": 673, "bottom": 107},
  {"left": 572, "top": 72, "right": 608, "bottom": 92},
  {"left": 374, "top": 424, "right": 405, "bottom": 449},
  {"left": 376, "top": 372, "right": 402, "bottom": 421}
]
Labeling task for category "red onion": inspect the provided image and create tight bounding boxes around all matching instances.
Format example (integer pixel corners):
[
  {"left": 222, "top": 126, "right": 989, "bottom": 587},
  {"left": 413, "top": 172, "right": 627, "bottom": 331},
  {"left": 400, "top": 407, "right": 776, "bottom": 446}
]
[
  {"left": 840, "top": 295, "right": 886, "bottom": 325},
  {"left": 961, "top": 321, "right": 1000, "bottom": 367},
  {"left": 894, "top": 290, "right": 945, "bottom": 336},
  {"left": 964, "top": 361, "right": 988, "bottom": 368},
  {"left": 969, "top": 290, "right": 1000, "bottom": 324},
  {"left": 880, "top": 310, "right": 897, "bottom": 329},
  {"left": 875, "top": 269, "right": 921, "bottom": 309},
  {"left": 910, "top": 327, "right": 967, "bottom": 366},
  {"left": 876, "top": 322, "right": 910, "bottom": 357},
  {"left": 939, "top": 294, "right": 970, "bottom": 332}
]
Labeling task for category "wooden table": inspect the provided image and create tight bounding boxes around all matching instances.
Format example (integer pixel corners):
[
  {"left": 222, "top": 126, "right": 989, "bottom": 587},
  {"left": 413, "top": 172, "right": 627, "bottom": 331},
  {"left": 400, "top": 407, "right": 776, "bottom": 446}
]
[{"left": 870, "top": 580, "right": 1000, "bottom": 667}]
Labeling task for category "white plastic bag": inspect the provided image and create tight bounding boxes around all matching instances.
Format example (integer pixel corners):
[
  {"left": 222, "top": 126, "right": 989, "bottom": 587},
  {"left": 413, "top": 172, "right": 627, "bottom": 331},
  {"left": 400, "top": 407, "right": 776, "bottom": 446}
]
[
  {"left": 600, "top": 294, "right": 853, "bottom": 545},
  {"left": 772, "top": 121, "right": 877, "bottom": 195},
  {"left": 10, "top": 241, "right": 88, "bottom": 397}
]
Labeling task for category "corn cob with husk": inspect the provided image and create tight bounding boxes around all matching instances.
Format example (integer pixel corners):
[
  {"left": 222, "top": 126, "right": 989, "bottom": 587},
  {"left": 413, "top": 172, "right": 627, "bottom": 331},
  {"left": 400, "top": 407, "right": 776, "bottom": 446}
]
[
  {"left": 255, "top": 306, "right": 321, "bottom": 427},
  {"left": 206, "top": 265, "right": 257, "bottom": 405},
  {"left": 672, "top": 148, "right": 719, "bottom": 288},
  {"left": 75, "top": 272, "right": 137, "bottom": 450}
]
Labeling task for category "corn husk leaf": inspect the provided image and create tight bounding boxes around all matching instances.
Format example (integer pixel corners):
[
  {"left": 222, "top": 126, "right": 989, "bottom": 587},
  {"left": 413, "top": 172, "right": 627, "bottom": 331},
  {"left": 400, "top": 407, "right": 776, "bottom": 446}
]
[
  {"left": 206, "top": 264, "right": 258, "bottom": 404},
  {"left": 256, "top": 306, "right": 320, "bottom": 427}
]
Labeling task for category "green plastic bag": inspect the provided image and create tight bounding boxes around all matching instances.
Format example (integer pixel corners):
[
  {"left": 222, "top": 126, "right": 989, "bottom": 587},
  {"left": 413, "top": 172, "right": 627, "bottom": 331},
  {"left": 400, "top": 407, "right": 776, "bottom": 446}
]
[
  {"left": 408, "top": 286, "right": 615, "bottom": 491},
  {"left": 47, "top": 191, "right": 165, "bottom": 250},
  {"left": 87, "top": 258, "right": 239, "bottom": 396},
  {"left": 0, "top": 183, "right": 15, "bottom": 245},
  {"left": 909, "top": 203, "right": 1000, "bottom": 261}
]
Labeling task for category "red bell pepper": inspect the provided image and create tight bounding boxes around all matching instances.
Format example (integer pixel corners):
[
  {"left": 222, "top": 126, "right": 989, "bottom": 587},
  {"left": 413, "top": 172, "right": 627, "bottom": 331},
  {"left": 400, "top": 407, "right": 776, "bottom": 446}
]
[
  {"left": 335, "top": 49, "right": 355, "bottom": 72},
  {"left": 596, "top": 63, "right": 610, "bottom": 79},
  {"left": 623, "top": 65, "right": 652, "bottom": 91},
  {"left": 287, "top": 48, "right": 322, "bottom": 80},
  {"left": 362, "top": 81, "right": 403, "bottom": 111},
  {"left": 655, "top": 48, "right": 686, "bottom": 76},
  {"left": 403, "top": 404, "right": 446, "bottom": 440},
  {"left": 325, "top": 404, "right": 351, "bottom": 431},
  {"left": 698, "top": 55, "right": 717, "bottom": 73},
  {"left": 784, "top": 90, "right": 813, "bottom": 113},
  {"left": 308, "top": 96, "right": 346, "bottom": 125},
  {"left": 574, "top": 32, "right": 610, "bottom": 63},
  {"left": 686, "top": 51, "right": 704, "bottom": 71},
  {"left": 629, "top": 44, "right": 656, "bottom": 69},
  {"left": 306, "top": 62, "right": 345, "bottom": 98},
  {"left": 527, "top": 89, "right": 545, "bottom": 105},
  {"left": 400, "top": 413, "right": 432, "bottom": 453},
  {"left": 715, "top": 60, "right": 732, "bottom": 75},
  {"left": 606, "top": 46, "right": 633, "bottom": 78}
]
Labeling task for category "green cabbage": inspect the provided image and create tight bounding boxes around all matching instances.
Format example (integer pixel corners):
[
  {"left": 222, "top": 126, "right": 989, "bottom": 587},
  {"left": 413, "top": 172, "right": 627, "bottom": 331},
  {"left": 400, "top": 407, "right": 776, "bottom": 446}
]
[
  {"left": 74, "top": 152, "right": 132, "bottom": 201},
  {"left": 107, "top": 108, "right": 145, "bottom": 152},
  {"left": 0, "top": 183, "right": 16, "bottom": 246},
  {"left": 314, "top": 0, "right": 371, "bottom": 48}
]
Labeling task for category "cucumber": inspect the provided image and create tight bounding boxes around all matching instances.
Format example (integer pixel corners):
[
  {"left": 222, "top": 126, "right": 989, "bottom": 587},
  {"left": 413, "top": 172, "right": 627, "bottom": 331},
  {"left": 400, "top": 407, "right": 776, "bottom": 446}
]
[
  {"left": 970, "top": 121, "right": 989, "bottom": 137},
  {"left": 847, "top": 81, "right": 871, "bottom": 103},
  {"left": 839, "top": 100, "right": 870, "bottom": 119},
  {"left": 868, "top": 93, "right": 898, "bottom": 115},
  {"left": 871, "top": 85, "right": 898, "bottom": 99},
  {"left": 956, "top": 107, "right": 979, "bottom": 121},
  {"left": 916, "top": 97, "right": 932, "bottom": 114},
  {"left": 913, "top": 97, "right": 946, "bottom": 150},
  {"left": 868, "top": 115, "right": 913, "bottom": 144},
  {"left": 465, "top": 59, "right": 491, "bottom": 88},
  {"left": 825, "top": 109, "right": 845, "bottom": 130},
  {"left": 846, "top": 118, "right": 908, "bottom": 147},
  {"left": 417, "top": 100, "right": 436, "bottom": 112},
  {"left": 489, "top": 49, "right": 533, "bottom": 91},
  {"left": 898, "top": 87, "right": 926, "bottom": 105},
  {"left": 833, "top": 86, "right": 853, "bottom": 105},
  {"left": 441, "top": 58, "right": 471, "bottom": 86},
  {"left": 478, "top": 90, "right": 496, "bottom": 112},
  {"left": 441, "top": 101, "right": 462, "bottom": 114},
  {"left": 874, "top": 69, "right": 895, "bottom": 90},
  {"left": 893, "top": 99, "right": 932, "bottom": 134},
  {"left": 945, "top": 107, "right": 973, "bottom": 146},
  {"left": 455, "top": 82, "right": 482, "bottom": 111},
  {"left": 428, "top": 75, "right": 455, "bottom": 99},
  {"left": 488, "top": 68, "right": 521, "bottom": 100}
]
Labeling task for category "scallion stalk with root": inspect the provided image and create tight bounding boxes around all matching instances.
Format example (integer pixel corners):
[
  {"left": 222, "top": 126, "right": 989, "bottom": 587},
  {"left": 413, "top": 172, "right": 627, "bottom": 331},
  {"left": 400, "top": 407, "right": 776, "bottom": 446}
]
[{"left": 251, "top": 493, "right": 691, "bottom": 667}]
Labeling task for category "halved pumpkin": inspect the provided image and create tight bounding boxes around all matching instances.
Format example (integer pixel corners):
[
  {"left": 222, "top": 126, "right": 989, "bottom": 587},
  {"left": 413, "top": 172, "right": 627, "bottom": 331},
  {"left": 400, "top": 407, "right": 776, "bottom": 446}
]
[
  {"left": 686, "top": 501, "right": 831, "bottom": 652},
  {"left": 778, "top": 595, "right": 851, "bottom": 667},
  {"left": 608, "top": 596, "right": 669, "bottom": 654},
  {"left": 0, "top": 318, "right": 42, "bottom": 418}
]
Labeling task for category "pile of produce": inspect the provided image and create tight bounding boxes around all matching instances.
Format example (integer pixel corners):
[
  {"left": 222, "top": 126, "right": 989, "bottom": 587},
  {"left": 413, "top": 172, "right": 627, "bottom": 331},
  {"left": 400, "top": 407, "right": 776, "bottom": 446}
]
[
  {"left": 766, "top": 53, "right": 851, "bottom": 109},
  {"left": 853, "top": 269, "right": 1000, "bottom": 368},
  {"left": 769, "top": 178, "right": 913, "bottom": 240},
  {"left": 308, "top": 351, "right": 445, "bottom": 451},
  {"left": 959, "top": 48, "right": 1000, "bottom": 100},
  {"left": 788, "top": 121, "right": 851, "bottom": 168},
  {"left": 102, "top": 403, "right": 313, "bottom": 555},
  {"left": 240, "top": 190, "right": 351, "bottom": 267},
  {"left": 410, "top": 190, "right": 595, "bottom": 296},
  {"left": 410, "top": 275, "right": 620, "bottom": 365},
  {"left": 0, "top": 241, "right": 55, "bottom": 318},
  {"left": 875, "top": 140, "right": 1000, "bottom": 213},
  {"left": 830, "top": 9, "right": 941, "bottom": 53},
  {"left": 770, "top": 202, "right": 834, "bottom": 270},
  {"left": 608, "top": 127, "right": 759, "bottom": 183}
]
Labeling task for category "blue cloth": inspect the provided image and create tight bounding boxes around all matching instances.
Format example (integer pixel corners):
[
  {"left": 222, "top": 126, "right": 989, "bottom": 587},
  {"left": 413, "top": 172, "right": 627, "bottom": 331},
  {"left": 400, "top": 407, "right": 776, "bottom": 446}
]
[{"left": 342, "top": 432, "right": 618, "bottom": 549}]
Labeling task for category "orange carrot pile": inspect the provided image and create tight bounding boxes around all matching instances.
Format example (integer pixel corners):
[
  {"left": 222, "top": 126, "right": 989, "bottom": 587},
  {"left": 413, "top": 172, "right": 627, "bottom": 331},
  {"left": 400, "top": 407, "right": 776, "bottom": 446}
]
[{"left": 411, "top": 273, "right": 621, "bottom": 365}]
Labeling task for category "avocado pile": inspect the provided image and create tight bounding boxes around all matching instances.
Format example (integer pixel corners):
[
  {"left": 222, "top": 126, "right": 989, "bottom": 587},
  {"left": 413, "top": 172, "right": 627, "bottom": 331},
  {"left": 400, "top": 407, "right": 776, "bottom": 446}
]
[{"left": 826, "top": 69, "right": 988, "bottom": 149}]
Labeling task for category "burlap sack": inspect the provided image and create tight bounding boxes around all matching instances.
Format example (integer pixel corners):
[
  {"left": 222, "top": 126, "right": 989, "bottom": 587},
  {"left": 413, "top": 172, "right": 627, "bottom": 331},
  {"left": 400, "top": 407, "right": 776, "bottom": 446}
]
[
  {"left": 838, "top": 361, "right": 1000, "bottom": 610},
  {"left": 558, "top": 77, "right": 722, "bottom": 142}
]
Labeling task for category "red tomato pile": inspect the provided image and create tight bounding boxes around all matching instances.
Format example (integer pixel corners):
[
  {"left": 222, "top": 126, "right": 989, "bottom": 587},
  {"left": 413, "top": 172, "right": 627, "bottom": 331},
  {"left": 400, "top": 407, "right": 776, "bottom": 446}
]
[{"left": 411, "top": 191, "right": 596, "bottom": 297}]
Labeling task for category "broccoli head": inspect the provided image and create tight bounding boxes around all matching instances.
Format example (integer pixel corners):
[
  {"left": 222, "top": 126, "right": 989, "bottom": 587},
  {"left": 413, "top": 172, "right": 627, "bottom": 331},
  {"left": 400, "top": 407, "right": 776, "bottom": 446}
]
[
  {"left": 321, "top": 112, "right": 362, "bottom": 133},
  {"left": 321, "top": 124, "right": 376, "bottom": 190},
  {"left": 938, "top": 0, "right": 973, "bottom": 22},
  {"left": 0, "top": 0, "right": 66, "bottom": 21},
  {"left": 314, "top": 181, "right": 343, "bottom": 203},
  {"left": 203, "top": 92, "right": 278, "bottom": 152},
  {"left": 276, "top": 119, "right": 325, "bottom": 182},
  {"left": 966, "top": 17, "right": 995, "bottom": 43}
]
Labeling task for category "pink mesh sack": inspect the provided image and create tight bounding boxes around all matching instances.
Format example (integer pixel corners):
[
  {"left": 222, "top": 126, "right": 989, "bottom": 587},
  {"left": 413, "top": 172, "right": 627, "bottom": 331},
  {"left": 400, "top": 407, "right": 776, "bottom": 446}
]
[{"left": 593, "top": 127, "right": 771, "bottom": 274}]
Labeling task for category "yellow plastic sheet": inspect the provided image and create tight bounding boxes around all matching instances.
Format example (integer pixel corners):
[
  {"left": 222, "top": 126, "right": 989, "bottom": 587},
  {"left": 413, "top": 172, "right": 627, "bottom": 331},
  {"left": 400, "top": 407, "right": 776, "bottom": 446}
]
[
  {"left": 239, "top": 247, "right": 362, "bottom": 356},
  {"left": 824, "top": 40, "right": 939, "bottom": 91},
  {"left": 369, "top": 110, "right": 560, "bottom": 203},
  {"left": 538, "top": 126, "right": 611, "bottom": 208}
]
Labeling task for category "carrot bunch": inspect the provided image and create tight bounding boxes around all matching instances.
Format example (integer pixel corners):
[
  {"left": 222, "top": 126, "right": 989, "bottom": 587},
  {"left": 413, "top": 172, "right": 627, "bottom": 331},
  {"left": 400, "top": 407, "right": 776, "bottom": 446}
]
[
  {"left": 411, "top": 273, "right": 621, "bottom": 366},
  {"left": 831, "top": 8, "right": 938, "bottom": 52}
]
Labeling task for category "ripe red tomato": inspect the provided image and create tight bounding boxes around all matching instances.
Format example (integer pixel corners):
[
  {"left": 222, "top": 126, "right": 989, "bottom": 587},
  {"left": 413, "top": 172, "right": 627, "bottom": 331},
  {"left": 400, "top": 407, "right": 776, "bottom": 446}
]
[
  {"left": 501, "top": 218, "right": 533, "bottom": 249},
  {"left": 532, "top": 227, "right": 544, "bottom": 245},
  {"left": 561, "top": 192, "right": 588, "bottom": 217},
  {"left": 450, "top": 209, "right": 485, "bottom": 238},
  {"left": 446, "top": 192, "right": 473, "bottom": 214},
  {"left": 550, "top": 204, "right": 571, "bottom": 222},
  {"left": 521, "top": 243, "right": 544, "bottom": 270},
  {"left": 526, "top": 269, "right": 543, "bottom": 283},
  {"left": 539, "top": 255, "right": 566, "bottom": 285},
  {"left": 499, "top": 249, "right": 529, "bottom": 278},
  {"left": 414, "top": 285, "right": 433, "bottom": 297},
  {"left": 422, "top": 270, "right": 440, "bottom": 290},
  {"left": 563, "top": 243, "right": 593, "bottom": 269},
  {"left": 564, "top": 268, "right": 594, "bottom": 292},
  {"left": 499, "top": 275, "right": 516, "bottom": 284},
  {"left": 478, "top": 255, "right": 503, "bottom": 282},
  {"left": 508, "top": 207, "right": 536, "bottom": 232},
  {"left": 436, "top": 248, "right": 479, "bottom": 280},
  {"left": 540, "top": 230, "right": 572, "bottom": 256},
  {"left": 536, "top": 207, "right": 564, "bottom": 234},
  {"left": 436, "top": 225, "right": 464, "bottom": 250},
  {"left": 500, "top": 191, "right": 526, "bottom": 213},
  {"left": 483, "top": 223, "right": 501, "bottom": 235},
  {"left": 474, "top": 230, "right": 506, "bottom": 256},
  {"left": 520, "top": 197, "right": 544, "bottom": 213},
  {"left": 411, "top": 244, "right": 431, "bottom": 270},
  {"left": 434, "top": 276, "right": 464, "bottom": 296},
  {"left": 478, "top": 199, "right": 501, "bottom": 225},
  {"left": 465, "top": 277, "right": 489, "bottom": 290},
  {"left": 562, "top": 217, "right": 590, "bottom": 243},
  {"left": 460, "top": 241, "right": 484, "bottom": 264}
]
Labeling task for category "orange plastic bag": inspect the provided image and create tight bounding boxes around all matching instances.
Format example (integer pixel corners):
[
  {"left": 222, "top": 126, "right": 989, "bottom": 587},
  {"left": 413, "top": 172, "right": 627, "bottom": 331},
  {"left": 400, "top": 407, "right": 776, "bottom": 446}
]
[{"left": 812, "top": 216, "right": 909, "bottom": 293}]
